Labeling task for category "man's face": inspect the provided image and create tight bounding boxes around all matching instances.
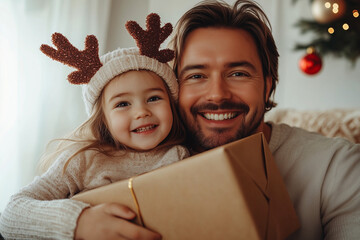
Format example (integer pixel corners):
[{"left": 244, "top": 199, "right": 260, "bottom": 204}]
[{"left": 177, "top": 27, "right": 271, "bottom": 152}]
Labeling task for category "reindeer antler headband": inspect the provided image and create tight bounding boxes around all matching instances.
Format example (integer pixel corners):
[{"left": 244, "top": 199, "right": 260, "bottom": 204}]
[
  {"left": 40, "top": 34, "right": 102, "bottom": 84},
  {"left": 126, "top": 13, "right": 174, "bottom": 64},
  {"left": 40, "top": 13, "right": 178, "bottom": 115}
]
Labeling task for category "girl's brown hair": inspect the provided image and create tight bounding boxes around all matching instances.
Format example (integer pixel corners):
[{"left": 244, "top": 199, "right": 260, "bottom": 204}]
[
  {"left": 170, "top": 0, "right": 279, "bottom": 111},
  {"left": 39, "top": 75, "right": 185, "bottom": 173}
]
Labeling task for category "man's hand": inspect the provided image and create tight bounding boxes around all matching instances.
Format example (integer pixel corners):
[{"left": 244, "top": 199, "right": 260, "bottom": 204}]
[{"left": 74, "top": 203, "right": 162, "bottom": 240}]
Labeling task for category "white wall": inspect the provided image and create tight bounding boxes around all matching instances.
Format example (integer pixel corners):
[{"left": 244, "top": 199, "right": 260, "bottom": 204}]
[
  {"left": 105, "top": 0, "right": 149, "bottom": 51},
  {"left": 106, "top": 0, "right": 360, "bottom": 111}
]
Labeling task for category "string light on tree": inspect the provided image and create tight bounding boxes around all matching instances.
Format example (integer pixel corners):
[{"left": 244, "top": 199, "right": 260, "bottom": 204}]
[
  {"left": 294, "top": 0, "right": 360, "bottom": 64},
  {"left": 311, "top": 0, "right": 347, "bottom": 23},
  {"left": 353, "top": 10, "right": 359, "bottom": 18}
]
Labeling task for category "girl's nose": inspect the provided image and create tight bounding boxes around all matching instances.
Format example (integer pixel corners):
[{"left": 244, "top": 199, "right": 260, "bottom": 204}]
[
  {"left": 205, "top": 76, "right": 232, "bottom": 103},
  {"left": 134, "top": 104, "right": 151, "bottom": 119}
]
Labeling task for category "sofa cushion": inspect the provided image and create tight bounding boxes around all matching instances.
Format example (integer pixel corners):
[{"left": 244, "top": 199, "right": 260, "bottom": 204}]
[{"left": 265, "top": 109, "right": 360, "bottom": 143}]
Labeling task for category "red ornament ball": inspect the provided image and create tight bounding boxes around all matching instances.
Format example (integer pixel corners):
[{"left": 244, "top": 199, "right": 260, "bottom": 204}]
[{"left": 299, "top": 52, "right": 322, "bottom": 75}]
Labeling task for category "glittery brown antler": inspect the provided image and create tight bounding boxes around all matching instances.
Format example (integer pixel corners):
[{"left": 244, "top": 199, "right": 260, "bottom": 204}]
[
  {"left": 40, "top": 33, "right": 102, "bottom": 84},
  {"left": 125, "top": 13, "right": 174, "bottom": 63}
]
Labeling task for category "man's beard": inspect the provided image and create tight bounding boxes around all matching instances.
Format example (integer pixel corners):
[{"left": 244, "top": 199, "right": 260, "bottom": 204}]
[{"left": 182, "top": 101, "right": 265, "bottom": 151}]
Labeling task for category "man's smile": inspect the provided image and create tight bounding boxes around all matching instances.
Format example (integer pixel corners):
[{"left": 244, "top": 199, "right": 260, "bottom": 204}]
[
  {"left": 196, "top": 110, "right": 247, "bottom": 130},
  {"left": 201, "top": 112, "right": 239, "bottom": 121}
]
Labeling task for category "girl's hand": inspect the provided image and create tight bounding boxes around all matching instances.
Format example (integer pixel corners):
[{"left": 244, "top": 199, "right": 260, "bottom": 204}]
[{"left": 74, "top": 203, "right": 162, "bottom": 240}]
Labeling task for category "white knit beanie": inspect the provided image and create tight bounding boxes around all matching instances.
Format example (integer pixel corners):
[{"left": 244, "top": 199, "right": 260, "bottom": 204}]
[
  {"left": 82, "top": 47, "right": 178, "bottom": 116},
  {"left": 40, "top": 13, "right": 177, "bottom": 116}
]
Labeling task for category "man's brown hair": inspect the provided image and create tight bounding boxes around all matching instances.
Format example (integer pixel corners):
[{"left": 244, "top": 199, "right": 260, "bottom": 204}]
[{"left": 170, "top": 0, "right": 279, "bottom": 110}]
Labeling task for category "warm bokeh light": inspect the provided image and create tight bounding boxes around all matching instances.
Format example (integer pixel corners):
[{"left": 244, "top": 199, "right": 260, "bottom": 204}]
[
  {"left": 333, "top": 8, "right": 339, "bottom": 14},
  {"left": 325, "top": 2, "right": 331, "bottom": 8},
  {"left": 306, "top": 47, "right": 315, "bottom": 54},
  {"left": 343, "top": 23, "right": 349, "bottom": 30},
  {"left": 353, "top": 10, "right": 359, "bottom": 18},
  {"left": 328, "top": 27, "right": 335, "bottom": 34}
]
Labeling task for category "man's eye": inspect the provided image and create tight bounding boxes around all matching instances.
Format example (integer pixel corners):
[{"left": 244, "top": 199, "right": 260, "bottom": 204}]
[
  {"left": 189, "top": 74, "right": 203, "bottom": 79},
  {"left": 181, "top": 74, "right": 205, "bottom": 83},
  {"left": 180, "top": 73, "right": 207, "bottom": 85},
  {"left": 230, "top": 72, "right": 249, "bottom": 77},
  {"left": 148, "top": 96, "right": 161, "bottom": 102},
  {"left": 116, "top": 101, "right": 130, "bottom": 108}
]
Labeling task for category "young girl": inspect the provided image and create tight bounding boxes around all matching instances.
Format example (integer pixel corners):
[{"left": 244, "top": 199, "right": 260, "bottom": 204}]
[{"left": 0, "top": 13, "right": 188, "bottom": 240}]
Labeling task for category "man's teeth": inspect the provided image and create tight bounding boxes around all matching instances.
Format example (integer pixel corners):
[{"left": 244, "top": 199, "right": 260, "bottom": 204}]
[
  {"left": 134, "top": 125, "right": 156, "bottom": 133},
  {"left": 203, "top": 113, "right": 237, "bottom": 120}
]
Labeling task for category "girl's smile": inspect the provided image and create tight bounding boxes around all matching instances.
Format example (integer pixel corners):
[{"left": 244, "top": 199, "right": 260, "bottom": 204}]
[
  {"left": 102, "top": 70, "right": 173, "bottom": 151},
  {"left": 131, "top": 124, "right": 158, "bottom": 133}
]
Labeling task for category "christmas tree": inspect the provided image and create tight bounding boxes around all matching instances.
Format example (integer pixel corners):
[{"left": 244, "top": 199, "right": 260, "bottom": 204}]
[{"left": 293, "top": 0, "right": 360, "bottom": 63}]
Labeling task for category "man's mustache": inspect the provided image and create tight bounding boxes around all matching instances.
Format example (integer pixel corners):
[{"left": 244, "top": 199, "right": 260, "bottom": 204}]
[{"left": 190, "top": 101, "right": 250, "bottom": 115}]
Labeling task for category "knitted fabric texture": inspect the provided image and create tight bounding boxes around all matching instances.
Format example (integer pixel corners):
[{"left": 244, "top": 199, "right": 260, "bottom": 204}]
[
  {"left": 265, "top": 109, "right": 360, "bottom": 143},
  {"left": 82, "top": 47, "right": 178, "bottom": 115}
]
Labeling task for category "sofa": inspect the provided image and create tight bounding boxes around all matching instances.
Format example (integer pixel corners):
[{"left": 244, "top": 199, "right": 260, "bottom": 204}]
[{"left": 265, "top": 108, "right": 360, "bottom": 144}]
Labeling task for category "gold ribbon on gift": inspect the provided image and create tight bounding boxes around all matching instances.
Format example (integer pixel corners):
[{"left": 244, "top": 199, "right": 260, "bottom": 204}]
[{"left": 128, "top": 177, "right": 144, "bottom": 226}]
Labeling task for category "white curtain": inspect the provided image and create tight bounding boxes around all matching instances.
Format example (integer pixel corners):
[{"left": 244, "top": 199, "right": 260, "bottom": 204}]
[{"left": 0, "top": 0, "right": 112, "bottom": 211}]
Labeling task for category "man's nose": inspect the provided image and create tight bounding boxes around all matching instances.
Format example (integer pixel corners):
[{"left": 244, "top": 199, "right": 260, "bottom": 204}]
[
  {"left": 205, "top": 76, "right": 232, "bottom": 102},
  {"left": 134, "top": 104, "right": 151, "bottom": 119}
]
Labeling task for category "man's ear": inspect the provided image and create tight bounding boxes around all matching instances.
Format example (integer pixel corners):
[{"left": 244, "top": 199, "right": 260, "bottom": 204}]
[{"left": 265, "top": 76, "right": 272, "bottom": 102}]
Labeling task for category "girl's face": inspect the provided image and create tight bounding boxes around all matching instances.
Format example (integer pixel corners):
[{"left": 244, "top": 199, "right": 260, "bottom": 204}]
[{"left": 102, "top": 70, "right": 173, "bottom": 151}]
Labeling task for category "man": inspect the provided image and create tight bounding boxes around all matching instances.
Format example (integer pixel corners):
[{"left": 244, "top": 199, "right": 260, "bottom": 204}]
[{"left": 170, "top": 0, "right": 360, "bottom": 239}]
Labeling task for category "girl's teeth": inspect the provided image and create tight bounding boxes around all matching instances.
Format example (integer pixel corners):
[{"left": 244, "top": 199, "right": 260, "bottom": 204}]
[
  {"left": 135, "top": 125, "right": 155, "bottom": 132},
  {"left": 204, "top": 113, "right": 236, "bottom": 120}
]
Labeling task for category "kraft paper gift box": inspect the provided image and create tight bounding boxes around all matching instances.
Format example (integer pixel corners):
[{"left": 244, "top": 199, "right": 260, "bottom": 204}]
[{"left": 72, "top": 133, "right": 300, "bottom": 239}]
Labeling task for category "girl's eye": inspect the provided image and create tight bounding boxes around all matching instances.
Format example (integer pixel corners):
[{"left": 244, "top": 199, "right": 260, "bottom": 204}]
[
  {"left": 148, "top": 96, "right": 161, "bottom": 102},
  {"left": 116, "top": 101, "right": 130, "bottom": 108}
]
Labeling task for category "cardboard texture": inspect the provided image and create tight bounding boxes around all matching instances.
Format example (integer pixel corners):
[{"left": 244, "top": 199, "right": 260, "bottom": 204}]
[{"left": 72, "top": 133, "right": 300, "bottom": 239}]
